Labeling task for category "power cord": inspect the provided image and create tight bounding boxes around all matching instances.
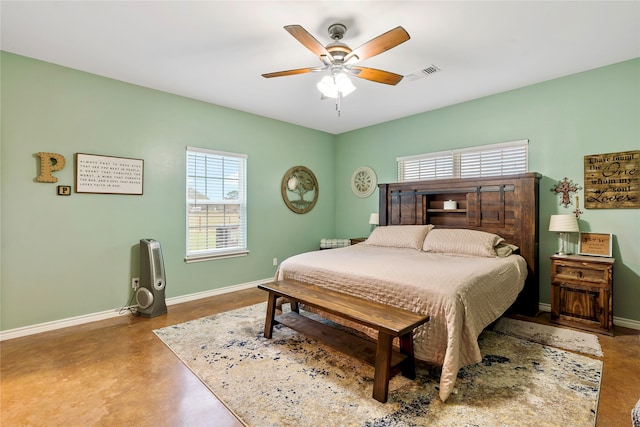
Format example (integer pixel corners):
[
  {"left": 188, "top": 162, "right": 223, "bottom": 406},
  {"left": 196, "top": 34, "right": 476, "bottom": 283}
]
[{"left": 117, "top": 289, "right": 139, "bottom": 316}]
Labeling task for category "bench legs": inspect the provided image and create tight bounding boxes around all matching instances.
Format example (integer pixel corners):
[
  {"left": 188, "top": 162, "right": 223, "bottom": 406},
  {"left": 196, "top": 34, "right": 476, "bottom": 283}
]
[
  {"left": 264, "top": 292, "right": 278, "bottom": 339},
  {"left": 263, "top": 292, "right": 418, "bottom": 404},
  {"left": 399, "top": 333, "right": 416, "bottom": 379},
  {"left": 373, "top": 332, "right": 394, "bottom": 403},
  {"left": 373, "top": 332, "right": 417, "bottom": 403},
  {"left": 290, "top": 300, "right": 299, "bottom": 313},
  {"left": 264, "top": 292, "right": 300, "bottom": 339}
]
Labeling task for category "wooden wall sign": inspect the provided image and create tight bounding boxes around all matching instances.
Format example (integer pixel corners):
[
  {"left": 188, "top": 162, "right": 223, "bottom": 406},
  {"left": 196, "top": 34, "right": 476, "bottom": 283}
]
[{"left": 584, "top": 150, "right": 639, "bottom": 209}]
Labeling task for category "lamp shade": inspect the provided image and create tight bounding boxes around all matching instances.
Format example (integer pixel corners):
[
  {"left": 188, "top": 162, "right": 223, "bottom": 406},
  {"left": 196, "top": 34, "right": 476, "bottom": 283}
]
[
  {"left": 369, "top": 213, "right": 379, "bottom": 225},
  {"left": 548, "top": 214, "right": 579, "bottom": 232}
]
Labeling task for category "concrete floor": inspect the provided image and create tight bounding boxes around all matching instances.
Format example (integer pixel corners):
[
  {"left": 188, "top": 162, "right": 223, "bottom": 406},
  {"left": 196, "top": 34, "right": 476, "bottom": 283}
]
[{"left": 1, "top": 287, "right": 638, "bottom": 426}]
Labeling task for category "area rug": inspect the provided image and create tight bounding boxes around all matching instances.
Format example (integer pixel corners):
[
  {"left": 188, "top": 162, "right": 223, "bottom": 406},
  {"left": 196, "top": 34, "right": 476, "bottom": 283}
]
[
  {"left": 154, "top": 303, "right": 602, "bottom": 427},
  {"left": 494, "top": 317, "right": 603, "bottom": 357}
]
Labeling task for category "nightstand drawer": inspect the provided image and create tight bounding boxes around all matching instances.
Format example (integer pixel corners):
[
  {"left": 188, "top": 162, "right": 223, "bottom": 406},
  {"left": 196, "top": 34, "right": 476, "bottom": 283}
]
[{"left": 552, "top": 261, "right": 611, "bottom": 285}]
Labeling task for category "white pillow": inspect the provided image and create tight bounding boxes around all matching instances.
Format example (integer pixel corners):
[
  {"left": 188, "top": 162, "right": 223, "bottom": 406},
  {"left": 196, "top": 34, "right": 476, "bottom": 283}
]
[
  {"left": 422, "top": 228, "right": 505, "bottom": 258},
  {"left": 365, "top": 225, "right": 434, "bottom": 250}
]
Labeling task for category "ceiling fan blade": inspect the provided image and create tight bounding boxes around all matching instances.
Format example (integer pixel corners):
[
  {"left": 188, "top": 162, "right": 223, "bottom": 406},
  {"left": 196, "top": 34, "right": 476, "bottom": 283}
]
[
  {"left": 344, "top": 26, "right": 410, "bottom": 63},
  {"left": 284, "top": 25, "right": 332, "bottom": 60},
  {"left": 262, "top": 67, "right": 317, "bottom": 78},
  {"left": 348, "top": 66, "right": 404, "bottom": 85}
]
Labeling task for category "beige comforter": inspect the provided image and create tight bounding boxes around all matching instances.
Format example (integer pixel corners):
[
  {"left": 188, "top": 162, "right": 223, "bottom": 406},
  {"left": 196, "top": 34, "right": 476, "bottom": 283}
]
[{"left": 276, "top": 244, "right": 527, "bottom": 401}]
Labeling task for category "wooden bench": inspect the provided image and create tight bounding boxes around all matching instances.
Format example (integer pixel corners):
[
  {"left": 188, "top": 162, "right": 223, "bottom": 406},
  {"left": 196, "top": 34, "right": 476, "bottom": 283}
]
[{"left": 257, "top": 279, "right": 430, "bottom": 403}]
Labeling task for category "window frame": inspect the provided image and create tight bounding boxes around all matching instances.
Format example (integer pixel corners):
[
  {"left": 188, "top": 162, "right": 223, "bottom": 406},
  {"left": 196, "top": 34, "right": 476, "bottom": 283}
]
[
  {"left": 185, "top": 146, "right": 248, "bottom": 263},
  {"left": 397, "top": 139, "right": 528, "bottom": 182}
]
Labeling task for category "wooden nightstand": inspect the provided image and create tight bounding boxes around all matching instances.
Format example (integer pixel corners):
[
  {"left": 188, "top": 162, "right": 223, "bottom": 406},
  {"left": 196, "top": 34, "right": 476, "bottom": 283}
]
[
  {"left": 350, "top": 238, "right": 367, "bottom": 245},
  {"left": 550, "top": 254, "right": 614, "bottom": 335}
]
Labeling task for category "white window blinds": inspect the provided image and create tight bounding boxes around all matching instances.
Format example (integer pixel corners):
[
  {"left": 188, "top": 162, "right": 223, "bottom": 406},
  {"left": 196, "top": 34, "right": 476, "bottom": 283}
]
[
  {"left": 186, "top": 147, "right": 248, "bottom": 262},
  {"left": 398, "top": 140, "right": 528, "bottom": 182},
  {"left": 397, "top": 150, "right": 454, "bottom": 181}
]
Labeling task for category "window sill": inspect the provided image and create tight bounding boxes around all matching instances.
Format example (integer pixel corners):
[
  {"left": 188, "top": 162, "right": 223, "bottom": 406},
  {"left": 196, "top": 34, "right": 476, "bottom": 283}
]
[{"left": 185, "top": 250, "right": 249, "bottom": 263}]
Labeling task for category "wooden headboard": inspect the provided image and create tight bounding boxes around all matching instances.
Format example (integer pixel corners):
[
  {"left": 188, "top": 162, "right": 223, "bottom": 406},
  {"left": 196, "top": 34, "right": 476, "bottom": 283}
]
[{"left": 378, "top": 172, "right": 541, "bottom": 316}]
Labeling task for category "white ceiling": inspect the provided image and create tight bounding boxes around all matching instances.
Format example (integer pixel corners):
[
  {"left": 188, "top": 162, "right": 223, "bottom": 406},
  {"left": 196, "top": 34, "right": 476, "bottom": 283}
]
[{"left": 2, "top": 1, "right": 639, "bottom": 134}]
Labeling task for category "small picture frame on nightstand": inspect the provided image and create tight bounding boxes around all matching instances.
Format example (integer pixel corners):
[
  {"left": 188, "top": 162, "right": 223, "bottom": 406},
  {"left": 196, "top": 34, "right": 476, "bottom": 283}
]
[{"left": 579, "top": 232, "right": 612, "bottom": 257}]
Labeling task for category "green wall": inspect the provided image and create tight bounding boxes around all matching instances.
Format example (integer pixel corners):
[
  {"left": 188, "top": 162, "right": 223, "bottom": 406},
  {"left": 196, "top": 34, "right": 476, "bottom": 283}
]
[
  {"left": 1, "top": 52, "right": 639, "bottom": 331},
  {"left": 0, "top": 52, "right": 335, "bottom": 330},
  {"left": 334, "top": 58, "right": 640, "bottom": 322}
]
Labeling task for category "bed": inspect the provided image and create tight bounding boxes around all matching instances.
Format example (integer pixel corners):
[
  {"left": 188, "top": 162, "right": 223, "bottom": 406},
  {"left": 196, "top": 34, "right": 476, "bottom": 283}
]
[{"left": 276, "top": 173, "right": 541, "bottom": 401}]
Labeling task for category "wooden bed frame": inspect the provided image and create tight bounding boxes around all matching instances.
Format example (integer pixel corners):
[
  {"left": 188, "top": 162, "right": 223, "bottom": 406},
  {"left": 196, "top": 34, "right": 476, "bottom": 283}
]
[{"left": 378, "top": 172, "right": 541, "bottom": 316}]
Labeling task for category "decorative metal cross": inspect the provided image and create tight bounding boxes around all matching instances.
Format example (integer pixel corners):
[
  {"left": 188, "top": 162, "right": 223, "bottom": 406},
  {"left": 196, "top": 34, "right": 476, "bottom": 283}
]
[
  {"left": 573, "top": 196, "right": 583, "bottom": 219},
  {"left": 551, "top": 177, "right": 582, "bottom": 208}
]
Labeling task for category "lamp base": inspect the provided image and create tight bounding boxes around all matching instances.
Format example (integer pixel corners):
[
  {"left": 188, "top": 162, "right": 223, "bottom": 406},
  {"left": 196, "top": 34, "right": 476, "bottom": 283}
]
[{"left": 555, "top": 232, "right": 572, "bottom": 256}]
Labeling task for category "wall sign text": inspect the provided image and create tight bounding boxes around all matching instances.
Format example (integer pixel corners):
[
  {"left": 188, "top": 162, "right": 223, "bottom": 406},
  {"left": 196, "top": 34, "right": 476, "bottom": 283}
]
[{"left": 584, "top": 150, "right": 639, "bottom": 209}]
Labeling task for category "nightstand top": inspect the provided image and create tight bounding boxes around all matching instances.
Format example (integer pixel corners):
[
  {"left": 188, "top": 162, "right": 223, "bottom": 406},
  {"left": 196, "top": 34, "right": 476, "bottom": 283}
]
[{"left": 550, "top": 254, "right": 615, "bottom": 265}]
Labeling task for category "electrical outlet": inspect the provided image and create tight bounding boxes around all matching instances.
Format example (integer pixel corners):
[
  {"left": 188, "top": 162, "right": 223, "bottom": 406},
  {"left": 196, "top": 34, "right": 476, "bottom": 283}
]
[
  {"left": 272, "top": 258, "right": 278, "bottom": 266},
  {"left": 131, "top": 277, "right": 139, "bottom": 290}
]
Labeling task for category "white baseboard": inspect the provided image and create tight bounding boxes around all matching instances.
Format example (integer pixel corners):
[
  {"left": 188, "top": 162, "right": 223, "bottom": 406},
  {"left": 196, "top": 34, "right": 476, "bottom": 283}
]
[
  {"left": 538, "top": 302, "right": 640, "bottom": 330},
  {"left": 0, "top": 278, "right": 269, "bottom": 341},
  {"left": 165, "top": 279, "right": 264, "bottom": 306},
  {"left": 3, "top": 290, "right": 638, "bottom": 342}
]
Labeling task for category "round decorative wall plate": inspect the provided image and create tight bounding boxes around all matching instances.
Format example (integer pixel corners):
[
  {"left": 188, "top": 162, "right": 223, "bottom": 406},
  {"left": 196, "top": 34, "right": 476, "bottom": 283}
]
[
  {"left": 351, "top": 166, "right": 377, "bottom": 198},
  {"left": 281, "top": 166, "right": 319, "bottom": 214}
]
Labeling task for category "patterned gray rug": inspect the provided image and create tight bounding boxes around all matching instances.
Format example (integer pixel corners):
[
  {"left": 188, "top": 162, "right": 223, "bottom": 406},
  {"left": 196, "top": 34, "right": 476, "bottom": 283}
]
[{"left": 154, "top": 303, "right": 602, "bottom": 427}]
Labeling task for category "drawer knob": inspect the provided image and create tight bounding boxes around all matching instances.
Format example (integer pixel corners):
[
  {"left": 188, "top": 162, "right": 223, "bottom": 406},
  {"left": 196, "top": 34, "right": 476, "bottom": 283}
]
[{"left": 576, "top": 270, "right": 584, "bottom": 278}]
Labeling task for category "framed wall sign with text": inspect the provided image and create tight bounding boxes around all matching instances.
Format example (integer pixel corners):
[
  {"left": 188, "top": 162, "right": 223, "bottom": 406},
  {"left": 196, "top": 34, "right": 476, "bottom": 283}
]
[
  {"left": 75, "top": 153, "right": 144, "bottom": 195},
  {"left": 578, "top": 232, "right": 613, "bottom": 257}
]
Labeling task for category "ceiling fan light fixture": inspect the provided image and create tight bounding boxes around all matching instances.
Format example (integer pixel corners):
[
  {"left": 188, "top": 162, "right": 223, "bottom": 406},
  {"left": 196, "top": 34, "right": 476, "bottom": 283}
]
[
  {"left": 316, "top": 73, "right": 356, "bottom": 99},
  {"left": 264, "top": 23, "right": 409, "bottom": 117},
  {"left": 317, "top": 75, "right": 339, "bottom": 98},
  {"left": 335, "top": 73, "right": 356, "bottom": 96}
]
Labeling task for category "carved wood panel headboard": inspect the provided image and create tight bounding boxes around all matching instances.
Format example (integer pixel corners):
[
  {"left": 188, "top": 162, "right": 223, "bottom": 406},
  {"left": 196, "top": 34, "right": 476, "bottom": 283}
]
[{"left": 378, "top": 172, "right": 541, "bottom": 316}]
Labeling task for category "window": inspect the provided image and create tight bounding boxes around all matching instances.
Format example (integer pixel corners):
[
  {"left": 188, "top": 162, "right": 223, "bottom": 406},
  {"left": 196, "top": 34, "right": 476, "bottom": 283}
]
[
  {"left": 397, "top": 140, "right": 528, "bottom": 182},
  {"left": 397, "top": 150, "right": 454, "bottom": 181},
  {"left": 186, "top": 147, "right": 247, "bottom": 262}
]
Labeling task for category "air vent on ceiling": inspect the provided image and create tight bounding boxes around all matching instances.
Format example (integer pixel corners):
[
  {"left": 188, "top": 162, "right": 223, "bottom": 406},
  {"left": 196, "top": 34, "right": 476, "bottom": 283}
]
[{"left": 405, "top": 65, "right": 441, "bottom": 81}]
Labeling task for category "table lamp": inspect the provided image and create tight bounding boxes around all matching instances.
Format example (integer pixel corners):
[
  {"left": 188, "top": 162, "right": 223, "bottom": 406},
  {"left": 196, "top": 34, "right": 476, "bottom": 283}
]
[
  {"left": 369, "top": 213, "right": 379, "bottom": 230},
  {"left": 549, "top": 214, "right": 579, "bottom": 255}
]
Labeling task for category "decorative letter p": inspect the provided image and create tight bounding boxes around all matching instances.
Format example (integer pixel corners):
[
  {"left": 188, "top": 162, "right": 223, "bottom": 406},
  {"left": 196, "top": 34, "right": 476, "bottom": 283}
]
[{"left": 36, "top": 152, "right": 66, "bottom": 183}]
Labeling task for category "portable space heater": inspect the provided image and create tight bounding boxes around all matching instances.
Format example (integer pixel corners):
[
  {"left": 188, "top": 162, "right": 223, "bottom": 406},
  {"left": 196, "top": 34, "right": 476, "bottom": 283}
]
[{"left": 135, "top": 238, "right": 167, "bottom": 318}]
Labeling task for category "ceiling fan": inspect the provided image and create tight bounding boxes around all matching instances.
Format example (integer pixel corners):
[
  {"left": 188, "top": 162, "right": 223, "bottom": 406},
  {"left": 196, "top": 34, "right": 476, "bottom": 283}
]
[{"left": 262, "top": 23, "right": 410, "bottom": 110}]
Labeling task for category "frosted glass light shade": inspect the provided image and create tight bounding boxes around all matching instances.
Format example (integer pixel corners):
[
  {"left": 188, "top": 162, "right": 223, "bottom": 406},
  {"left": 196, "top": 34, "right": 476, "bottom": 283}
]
[
  {"left": 317, "top": 73, "right": 356, "bottom": 98},
  {"left": 317, "top": 76, "right": 338, "bottom": 98},
  {"left": 369, "top": 213, "right": 379, "bottom": 225},
  {"left": 335, "top": 73, "right": 356, "bottom": 96}
]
